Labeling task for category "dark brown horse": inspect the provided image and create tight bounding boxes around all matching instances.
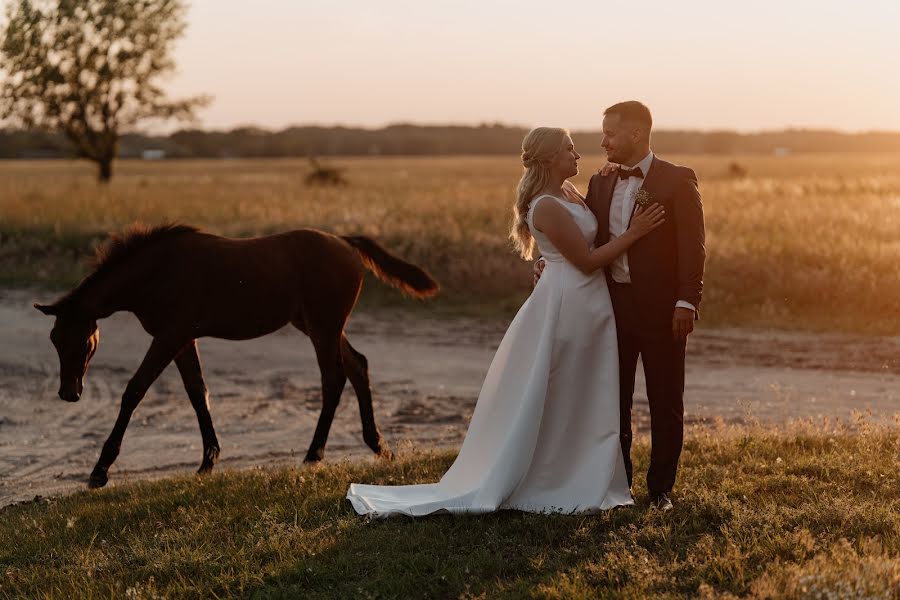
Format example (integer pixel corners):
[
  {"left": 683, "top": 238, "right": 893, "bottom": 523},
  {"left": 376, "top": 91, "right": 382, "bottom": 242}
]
[{"left": 34, "top": 224, "right": 438, "bottom": 488}]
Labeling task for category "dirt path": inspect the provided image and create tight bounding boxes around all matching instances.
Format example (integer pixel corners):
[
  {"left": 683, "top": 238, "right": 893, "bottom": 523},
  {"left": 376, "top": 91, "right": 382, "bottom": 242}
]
[{"left": 1, "top": 288, "right": 897, "bottom": 507}]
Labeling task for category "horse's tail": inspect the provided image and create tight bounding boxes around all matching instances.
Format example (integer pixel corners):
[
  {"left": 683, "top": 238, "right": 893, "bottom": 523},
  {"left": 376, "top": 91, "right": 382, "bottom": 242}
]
[{"left": 341, "top": 236, "right": 439, "bottom": 299}]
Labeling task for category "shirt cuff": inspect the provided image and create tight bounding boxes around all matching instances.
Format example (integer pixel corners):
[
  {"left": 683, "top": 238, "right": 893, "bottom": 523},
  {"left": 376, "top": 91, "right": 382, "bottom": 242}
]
[{"left": 675, "top": 300, "right": 696, "bottom": 312}]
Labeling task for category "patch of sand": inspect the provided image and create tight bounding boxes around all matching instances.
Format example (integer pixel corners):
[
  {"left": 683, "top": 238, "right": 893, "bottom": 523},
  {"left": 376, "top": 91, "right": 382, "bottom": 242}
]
[{"left": 1, "top": 288, "right": 897, "bottom": 507}]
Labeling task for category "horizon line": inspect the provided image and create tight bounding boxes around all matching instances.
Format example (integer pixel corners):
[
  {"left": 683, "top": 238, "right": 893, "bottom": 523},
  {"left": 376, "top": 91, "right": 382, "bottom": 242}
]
[{"left": 129, "top": 122, "right": 900, "bottom": 137}]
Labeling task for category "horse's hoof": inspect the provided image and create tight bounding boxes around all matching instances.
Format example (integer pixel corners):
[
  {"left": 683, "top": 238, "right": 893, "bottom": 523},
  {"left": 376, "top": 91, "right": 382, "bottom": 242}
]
[
  {"left": 88, "top": 472, "right": 108, "bottom": 489},
  {"left": 198, "top": 447, "right": 219, "bottom": 474},
  {"left": 304, "top": 451, "right": 324, "bottom": 463}
]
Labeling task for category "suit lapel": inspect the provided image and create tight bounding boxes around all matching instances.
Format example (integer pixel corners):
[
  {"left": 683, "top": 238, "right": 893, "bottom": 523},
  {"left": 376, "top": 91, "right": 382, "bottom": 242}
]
[{"left": 627, "top": 156, "right": 665, "bottom": 227}]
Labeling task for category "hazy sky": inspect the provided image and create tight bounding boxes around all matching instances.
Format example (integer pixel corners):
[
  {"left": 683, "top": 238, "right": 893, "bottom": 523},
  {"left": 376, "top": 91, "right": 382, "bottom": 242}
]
[{"left": 163, "top": 0, "right": 900, "bottom": 132}]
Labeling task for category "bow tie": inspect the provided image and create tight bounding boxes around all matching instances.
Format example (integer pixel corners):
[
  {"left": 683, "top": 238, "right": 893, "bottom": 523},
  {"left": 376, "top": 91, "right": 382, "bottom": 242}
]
[{"left": 617, "top": 167, "right": 644, "bottom": 180}]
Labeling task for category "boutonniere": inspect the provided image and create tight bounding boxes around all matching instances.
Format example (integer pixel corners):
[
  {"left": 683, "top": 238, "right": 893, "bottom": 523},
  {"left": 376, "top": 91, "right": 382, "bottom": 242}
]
[{"left": 634, "top": 188, "right": 652, "bottom": 208}]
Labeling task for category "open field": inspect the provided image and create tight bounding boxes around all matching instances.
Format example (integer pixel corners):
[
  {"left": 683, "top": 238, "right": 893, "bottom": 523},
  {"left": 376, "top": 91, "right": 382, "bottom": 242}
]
[
  {"left": 1, "top": 422, "right": 898, "bottom": 599},
  {"left": 2, "top": 155, "right": 898, "bottom": 598},
  {"left": 1, "top": 153, "right": 898, "bottom": 334}
]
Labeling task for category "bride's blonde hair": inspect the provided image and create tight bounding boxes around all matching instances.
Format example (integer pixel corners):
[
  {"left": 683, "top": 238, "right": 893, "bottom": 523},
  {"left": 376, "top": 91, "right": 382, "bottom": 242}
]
[{"left": 510, "top": 127, "right": 568, "bottom": 260}]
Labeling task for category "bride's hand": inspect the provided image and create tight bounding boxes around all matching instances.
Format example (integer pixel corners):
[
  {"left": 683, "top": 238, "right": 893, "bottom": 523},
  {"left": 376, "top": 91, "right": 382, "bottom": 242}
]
[
  {"left": 532, "top": 258, "right": 546, "bottom": 286},
  {"left": 627, "top": 203, "right": 665, "bottom": 238},
  {"left": 598, "top": 163, "right": 619, "bottom": 176}
]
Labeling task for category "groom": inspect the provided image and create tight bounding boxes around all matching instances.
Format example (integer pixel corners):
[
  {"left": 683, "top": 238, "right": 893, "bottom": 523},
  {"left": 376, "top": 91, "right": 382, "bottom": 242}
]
[{"left": 538, "top": 101, "right": 706, "bottom": 510}]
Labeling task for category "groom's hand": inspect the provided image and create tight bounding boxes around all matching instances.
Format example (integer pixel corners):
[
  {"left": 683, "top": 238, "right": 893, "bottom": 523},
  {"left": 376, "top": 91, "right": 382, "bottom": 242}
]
[
  {"left": 532, "top": 258, "right": 546, "bottom": 286},
  {"left": 672, "top": 307, "right": 695, "bottom": 339}
]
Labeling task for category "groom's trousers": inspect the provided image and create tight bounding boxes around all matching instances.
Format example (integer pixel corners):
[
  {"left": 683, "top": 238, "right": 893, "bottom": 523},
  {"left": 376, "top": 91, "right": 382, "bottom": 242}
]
[{"left": 609, "top": 282, "right": 687, "bottom": 495}]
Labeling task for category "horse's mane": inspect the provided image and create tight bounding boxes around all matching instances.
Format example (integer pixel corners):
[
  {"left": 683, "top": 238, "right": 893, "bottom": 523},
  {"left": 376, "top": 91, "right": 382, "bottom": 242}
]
[
  {"left": 56, "top": 223, "right": 199, "bottom": 311},
  {"left": 92, "top": 223, "right": 199, "bottom": 273}
]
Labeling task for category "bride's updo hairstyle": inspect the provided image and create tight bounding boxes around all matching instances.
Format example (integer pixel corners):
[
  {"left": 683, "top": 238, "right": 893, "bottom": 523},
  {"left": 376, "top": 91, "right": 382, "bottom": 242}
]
[{"left": 510, "top": 127, "right": 568, "bottom": 260}]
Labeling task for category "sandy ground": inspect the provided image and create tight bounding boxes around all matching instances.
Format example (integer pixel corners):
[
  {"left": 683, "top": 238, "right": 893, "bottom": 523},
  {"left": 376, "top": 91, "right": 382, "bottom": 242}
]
[{"left": 1, "top": 288, "right": 897, "bottom": 507}]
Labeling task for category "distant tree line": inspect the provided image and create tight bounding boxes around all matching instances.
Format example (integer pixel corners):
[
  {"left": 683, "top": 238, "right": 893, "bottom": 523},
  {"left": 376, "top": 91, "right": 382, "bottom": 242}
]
[{"left": 2, "top": 124, "right": 900, "bottom": 159}]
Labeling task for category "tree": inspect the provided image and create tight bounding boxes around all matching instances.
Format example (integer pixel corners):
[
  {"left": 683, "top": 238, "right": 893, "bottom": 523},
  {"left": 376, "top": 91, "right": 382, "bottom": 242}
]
[{"left": 0, "top": 0, "right": 209, "bottom": 181}]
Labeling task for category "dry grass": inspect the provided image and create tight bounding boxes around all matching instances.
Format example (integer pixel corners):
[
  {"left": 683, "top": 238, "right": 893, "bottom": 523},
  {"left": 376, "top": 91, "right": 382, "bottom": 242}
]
[
  {"left": 1, "top": 153, "right": 898, "bottom": 333},
  {"left": 1, "top": 418, "right": 898, "bottom": 598}
]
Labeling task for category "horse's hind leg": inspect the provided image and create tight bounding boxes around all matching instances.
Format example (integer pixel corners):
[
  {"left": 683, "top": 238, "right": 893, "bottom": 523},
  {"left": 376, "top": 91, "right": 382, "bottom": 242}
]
[
  {"left": 302, "top": 328, "right": 347, "bottom": 462},
  {"left": 89, "top": 335, "right": 188, "bottom": 488},
  {"left": 175, "top": 340, "right": 220, "bottom": 474},
  {"left": 341, "top": 335, "right": 391, "bottom": 459}
]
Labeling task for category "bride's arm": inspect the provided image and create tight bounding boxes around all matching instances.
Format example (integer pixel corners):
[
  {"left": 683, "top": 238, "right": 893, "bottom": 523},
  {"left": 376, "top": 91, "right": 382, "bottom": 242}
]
[{"left": 532, "top": 201, "right": 665, "bottom": 275}]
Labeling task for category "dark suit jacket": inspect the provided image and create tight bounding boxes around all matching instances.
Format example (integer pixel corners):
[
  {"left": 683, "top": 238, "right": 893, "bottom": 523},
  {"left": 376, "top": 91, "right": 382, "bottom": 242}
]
[{"left": 584, "top": 155, "right": 706, "bottom": 330}]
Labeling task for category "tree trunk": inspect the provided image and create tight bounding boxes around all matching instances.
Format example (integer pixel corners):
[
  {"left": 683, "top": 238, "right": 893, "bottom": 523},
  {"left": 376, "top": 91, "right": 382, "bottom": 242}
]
[{"left": 97, "top": 157, "right": 113, "bottom": 182}]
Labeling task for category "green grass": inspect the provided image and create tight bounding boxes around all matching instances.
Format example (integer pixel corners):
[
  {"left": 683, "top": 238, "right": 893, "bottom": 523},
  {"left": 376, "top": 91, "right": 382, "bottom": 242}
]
[
  {"left": 1, "top": 154, "right": 899, "bottom": 334},
  {"left": 2, "top": 419, "right": 898, "bottom": 599}
]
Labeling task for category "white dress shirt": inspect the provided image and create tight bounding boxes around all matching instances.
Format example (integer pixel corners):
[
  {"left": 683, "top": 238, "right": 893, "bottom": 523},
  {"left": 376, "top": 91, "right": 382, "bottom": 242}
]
[{"left": 608, "top": 151, "right": 696, "bottom": 313}]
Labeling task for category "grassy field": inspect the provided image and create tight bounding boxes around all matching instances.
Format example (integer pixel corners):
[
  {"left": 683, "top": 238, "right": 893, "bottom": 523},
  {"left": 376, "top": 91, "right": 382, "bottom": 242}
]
[
  {"left": 1, "top": 154, "right": 898, "bottom": 334},
  {"left": 1, "top": 419, "right": 897, "bottom": 599}
]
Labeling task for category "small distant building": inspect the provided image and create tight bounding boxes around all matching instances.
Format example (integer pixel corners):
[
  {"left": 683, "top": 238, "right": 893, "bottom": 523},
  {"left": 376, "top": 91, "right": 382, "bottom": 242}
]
[
  {"left": 141, "top": 149, "right": 166, "bottom": 160},
  {"left": 773, "top": 147, "right": 792, "bottom": 157}
]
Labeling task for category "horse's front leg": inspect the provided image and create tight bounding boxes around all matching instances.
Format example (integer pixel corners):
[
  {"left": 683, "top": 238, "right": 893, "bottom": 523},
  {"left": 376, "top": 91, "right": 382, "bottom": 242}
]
[
  {"left": 89, "top": 335, "right": 189, "bottom": 488},
  {"left": 175, "top": 340, "right": 220, "bottom": 474}
]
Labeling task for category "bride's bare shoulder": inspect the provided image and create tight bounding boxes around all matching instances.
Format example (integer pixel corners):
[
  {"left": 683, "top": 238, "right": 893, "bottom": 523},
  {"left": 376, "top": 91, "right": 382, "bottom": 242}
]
[{"left": 561, "top": 180, "right": 584, "bottom": 201}]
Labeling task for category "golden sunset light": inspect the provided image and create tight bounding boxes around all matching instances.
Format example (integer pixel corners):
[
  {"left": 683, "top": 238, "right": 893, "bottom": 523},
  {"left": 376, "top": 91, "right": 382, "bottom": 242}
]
[
  {"left": 166, "top": 0, "right": 900, "bottom": 131},
  {"left": 1, "top": 1, "right": 898, "bottom": 597}
]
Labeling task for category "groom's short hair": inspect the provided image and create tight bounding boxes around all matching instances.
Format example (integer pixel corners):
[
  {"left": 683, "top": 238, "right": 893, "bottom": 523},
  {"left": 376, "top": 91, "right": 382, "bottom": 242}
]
[{"left": 604, "top": 101, "right": 652, "bottom": 130}]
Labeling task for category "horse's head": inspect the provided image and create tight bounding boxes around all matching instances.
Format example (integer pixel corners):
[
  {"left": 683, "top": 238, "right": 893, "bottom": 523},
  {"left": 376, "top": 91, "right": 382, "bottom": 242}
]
[{"left": 34, "top": 303, "right": 99, "bottom": 403}]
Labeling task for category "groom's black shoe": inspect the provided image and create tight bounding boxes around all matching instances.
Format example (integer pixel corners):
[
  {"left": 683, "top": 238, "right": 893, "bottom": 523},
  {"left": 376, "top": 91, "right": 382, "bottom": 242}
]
[{"left": 650, "top": 492, "right": 673, "bottom": 511}]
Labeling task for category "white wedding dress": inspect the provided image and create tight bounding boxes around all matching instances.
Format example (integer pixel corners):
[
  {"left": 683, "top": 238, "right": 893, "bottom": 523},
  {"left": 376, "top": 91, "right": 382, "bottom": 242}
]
[{"left": 346, "top": 194, "right": 632, "bottom": 517}]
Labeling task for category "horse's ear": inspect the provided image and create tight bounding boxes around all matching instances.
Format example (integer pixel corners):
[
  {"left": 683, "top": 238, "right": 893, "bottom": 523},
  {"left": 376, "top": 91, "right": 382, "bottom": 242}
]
[{"left": 34, "top": 303, "right": 59, "bottom": 316}]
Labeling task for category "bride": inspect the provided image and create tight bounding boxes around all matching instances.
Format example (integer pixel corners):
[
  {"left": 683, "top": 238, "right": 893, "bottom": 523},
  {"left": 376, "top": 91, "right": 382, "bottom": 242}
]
[{"left": 346, "top": 127, "right": 664, "bottom": 518}]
